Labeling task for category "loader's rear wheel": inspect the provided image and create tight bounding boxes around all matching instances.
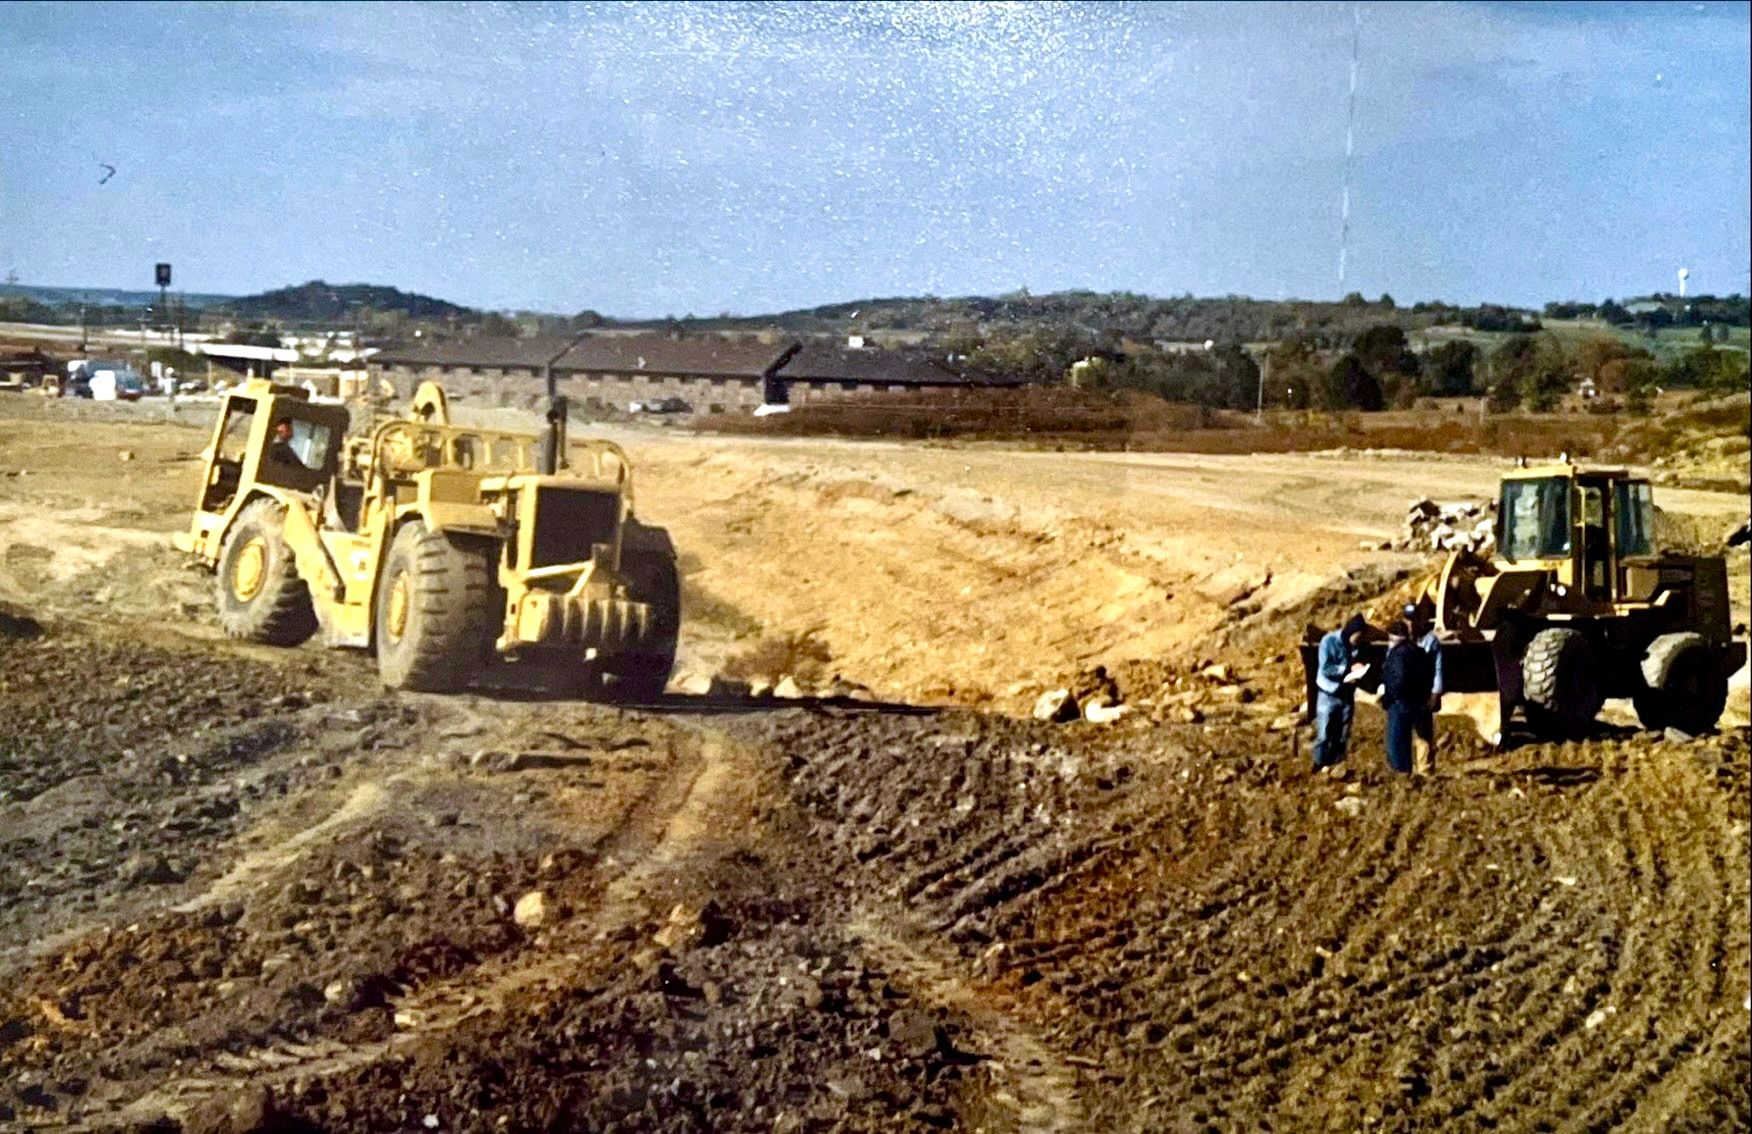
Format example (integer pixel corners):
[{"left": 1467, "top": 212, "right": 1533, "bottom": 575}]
[
  {"left": 1521, "top": 627, "right": 1603, "bottom": 740},
  {"left": 1635, "top": 632, "right": 1727, "bottom": 735},
  {"left": 215, "top": 498, "right": 317, "bottom": 646},
  {"left": 374, "top": 521, "right": 499, "bottom": 692},
  {"left": 603, "top": 540, "right": 681, "bottom": 701}
]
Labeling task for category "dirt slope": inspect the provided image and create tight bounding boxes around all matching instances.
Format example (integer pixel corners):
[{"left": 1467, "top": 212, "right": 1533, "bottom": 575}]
[{"left": 619, "top": 434, "right": 1748, "bottom": 714}]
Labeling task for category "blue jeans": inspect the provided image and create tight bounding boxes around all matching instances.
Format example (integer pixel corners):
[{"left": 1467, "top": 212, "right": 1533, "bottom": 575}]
[
  {"left": 1314, "top": 692, "right": 1353, "bottom": 769},
  {"left": 1384, "top": 703, "right": 1416, "bottom": 774}
]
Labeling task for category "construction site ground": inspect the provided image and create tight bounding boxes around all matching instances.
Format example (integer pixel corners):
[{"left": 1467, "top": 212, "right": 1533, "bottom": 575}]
[{"left": 0, "top": 394, "right": 1747, "bottom": 1133}]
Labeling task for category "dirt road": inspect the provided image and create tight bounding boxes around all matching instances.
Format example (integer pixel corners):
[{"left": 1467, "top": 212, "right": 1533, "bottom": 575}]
[{"left": 0, "top": 395, "right": 1746, "bottom": 1131}]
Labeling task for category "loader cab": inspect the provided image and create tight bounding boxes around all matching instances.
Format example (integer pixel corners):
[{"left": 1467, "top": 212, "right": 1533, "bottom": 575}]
[
  {"left": 1496, "top": 466, "right": 1655, "bottom": 612},
  {"left": 193, "top": 383, "right": 348, "bottom": 526}
]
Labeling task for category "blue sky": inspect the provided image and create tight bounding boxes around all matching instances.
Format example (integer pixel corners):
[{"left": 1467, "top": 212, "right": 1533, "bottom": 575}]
[{"left": 2, "top": 1, "right": 1747, "bottom": 316}]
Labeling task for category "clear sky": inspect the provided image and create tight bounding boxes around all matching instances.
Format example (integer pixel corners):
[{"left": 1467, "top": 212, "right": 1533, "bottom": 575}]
[{"left": 2, "top": 1, "right": 1747, "bottom": 317}]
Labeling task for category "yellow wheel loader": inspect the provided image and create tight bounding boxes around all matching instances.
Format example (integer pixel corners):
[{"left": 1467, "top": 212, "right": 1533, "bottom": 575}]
[
  {"left": 174, "top": 378, "right": 679, "bottom": 696},
  {"left": 1302, "top": 463, "right": 1746, "bottom": 743}
]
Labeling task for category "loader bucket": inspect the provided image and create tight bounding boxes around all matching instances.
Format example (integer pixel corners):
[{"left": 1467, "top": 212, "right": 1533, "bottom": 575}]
[{"left": 1297, "top": 640, "right": 1320, "bottom": 723}]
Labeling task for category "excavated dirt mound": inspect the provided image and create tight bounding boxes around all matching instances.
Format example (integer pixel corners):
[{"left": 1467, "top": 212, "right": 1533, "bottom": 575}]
[
  {"left": 276, "top": 850, "right": 977, "bottom": 1134},
  {"left": 0, "top": 623, "right": 382, "bottom": 959}
]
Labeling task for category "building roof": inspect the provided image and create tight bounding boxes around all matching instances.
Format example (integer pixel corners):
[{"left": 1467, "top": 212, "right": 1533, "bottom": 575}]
[
  {"left": 781, "top": 342, "right": 988, "bottom": 386},
  {"left": 374, "top": 333, "right": 1021, "bottom": 387},
  {"left": 195, "top": 342, "right": 302, "bottom": 364},
  {"left": 0, "top": 346, "right": 57, "bottom": 367},
  {"left": 375, "top": 334, "right": 797, "bottom": 378},
  {"left": 567, "top": 334, "right": 797, "bottom": 378}
]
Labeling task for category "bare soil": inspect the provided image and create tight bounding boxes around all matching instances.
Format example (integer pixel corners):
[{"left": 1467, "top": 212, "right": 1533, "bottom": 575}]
[{"left": 0, "top": 394, "right": 1746, "bottom": 1132}]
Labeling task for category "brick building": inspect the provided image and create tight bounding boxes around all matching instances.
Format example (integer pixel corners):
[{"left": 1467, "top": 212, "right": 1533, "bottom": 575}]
[
  {"left": 371, "top": 333, "right": 1017, "bottom": 414},
  {"left": 372, "top": 334, "right": 795, "bottom": 414},
  {"left": 775, "top": 341, "right": 996, "bottom": 406}
]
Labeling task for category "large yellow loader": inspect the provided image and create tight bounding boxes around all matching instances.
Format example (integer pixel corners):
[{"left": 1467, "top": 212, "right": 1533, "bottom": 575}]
[
  {"left": 174, "top": 379, "right": 679, "bottom": 695},
  {"left": 1302, "top": 463, "right": 1746, "bottom": 742}
]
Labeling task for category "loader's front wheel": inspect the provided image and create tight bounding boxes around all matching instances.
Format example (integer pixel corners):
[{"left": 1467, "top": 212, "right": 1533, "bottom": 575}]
[
  {"left": 374, "top": 521, "right": 499, "bottom": 692},
  {"left": 1635, "top": 632, "right": 1727, "bottom": 735},
  {"left": 216, "top": 498, "right": 317, "bottom": 646},
  {"left": 1520, "top": 627, "right": 1603, "bottom": 740}
]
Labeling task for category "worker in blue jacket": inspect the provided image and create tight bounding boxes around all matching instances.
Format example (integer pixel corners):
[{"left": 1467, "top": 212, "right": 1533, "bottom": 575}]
[{"left": 1314, "top": 614, "right": 1371, "bottom": 771}]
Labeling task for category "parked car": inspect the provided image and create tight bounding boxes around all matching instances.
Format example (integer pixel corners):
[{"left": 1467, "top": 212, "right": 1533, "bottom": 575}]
[
  {"left": 84, "top": 360, "right": 147, "bottom": 401},
  {"left": 55, "top": 362, "right": 93, "bottom": 398},
  {"left": 628, "top": 397, "right": 692, "bottom": 415}
]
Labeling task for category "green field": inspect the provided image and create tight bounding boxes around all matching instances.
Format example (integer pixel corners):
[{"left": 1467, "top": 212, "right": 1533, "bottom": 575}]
[{"left": 1414, "top": 318, "right": 1749, "bottom": 363}]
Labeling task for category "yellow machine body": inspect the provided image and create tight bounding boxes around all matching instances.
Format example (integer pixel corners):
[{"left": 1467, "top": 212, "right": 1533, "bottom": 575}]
[{"left": 175, "top": 380, "right": 676, "bottom": 689}]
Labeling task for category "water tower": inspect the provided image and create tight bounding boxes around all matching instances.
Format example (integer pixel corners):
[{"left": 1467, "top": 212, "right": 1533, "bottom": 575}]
[{"left": 1677, "top": 267, "right": 1690, "bottom": 299}]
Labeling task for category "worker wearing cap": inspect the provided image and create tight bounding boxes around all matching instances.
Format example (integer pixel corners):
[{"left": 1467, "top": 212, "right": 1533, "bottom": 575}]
[
  {"left": 1313, "top": 614, "right": 1371, "bottom": 771},
  {"left": 1405, "top": 603, "right": 1444, "bottom": 774}
]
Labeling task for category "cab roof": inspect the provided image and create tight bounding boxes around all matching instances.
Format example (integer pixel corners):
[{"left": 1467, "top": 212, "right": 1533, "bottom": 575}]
[
  {"left": 1502, "top": 462, "right": 1636, "bottom": 482},
  {"left": 234, "top": 378, "right": 312, "bottom": 400}
]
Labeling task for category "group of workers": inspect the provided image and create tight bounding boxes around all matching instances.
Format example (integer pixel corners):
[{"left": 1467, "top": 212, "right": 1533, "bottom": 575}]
[{"left": 1313, "top": 604, "right": 1444, "bottom": 774}]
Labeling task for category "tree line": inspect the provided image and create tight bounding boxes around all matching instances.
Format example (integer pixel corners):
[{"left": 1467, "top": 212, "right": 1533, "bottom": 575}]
[
  {"left": 615, "top": 289, "right": 1748, "bottom": 344},
  {"left": 1267, "top": 326, "right": 1748, "bottom": 414},
  {"left": 930, "top": 319, "right": 1747, "bottom": 415},
  {"left": 1543, "top": 294, "right": 1749, "bottom": 330}
]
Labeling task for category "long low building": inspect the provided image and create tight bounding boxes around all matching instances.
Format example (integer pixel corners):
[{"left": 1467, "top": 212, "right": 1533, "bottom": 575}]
[{"left": 371, "top": 333, "right": 1016, "bottom": 413}]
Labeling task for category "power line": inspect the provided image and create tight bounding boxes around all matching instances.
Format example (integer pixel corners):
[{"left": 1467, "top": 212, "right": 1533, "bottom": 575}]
[{"left": 1338, "top": 3, "right": 1360, "bottom": 289}]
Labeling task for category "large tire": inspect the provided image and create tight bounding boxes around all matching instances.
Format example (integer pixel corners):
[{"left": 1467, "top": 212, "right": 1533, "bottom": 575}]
[
  {"left": 604, "top": 534, "right": 681, "bottom": 701},
  {"left": 1635, "top": 632, "right": 1727, "bottom": 735},
  {"left": 1520, "top": 627, "right": 1603, "bottom": 740},
  {"left": 215, "top": 498, "right": 318, "bottom": 646},
  {"left": 374, "top": 521, "right": 499, "bottom": 692}
]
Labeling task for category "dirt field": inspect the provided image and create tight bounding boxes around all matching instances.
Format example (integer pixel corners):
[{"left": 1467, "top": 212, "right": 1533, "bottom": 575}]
[{"left": 0, "top": 394, "right": 1747, "bottom": 1132}]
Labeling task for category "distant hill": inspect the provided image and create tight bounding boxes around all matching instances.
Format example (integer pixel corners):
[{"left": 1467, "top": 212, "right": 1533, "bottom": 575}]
[
  {"left": 0, "top": 283, "right": 233, "bottom": 310},
  {"left": 221, "top": 280, "right": 475, "bottom": 323},
  {"left": 610, "top": 290, "right": 1542, "bottom": 346}
]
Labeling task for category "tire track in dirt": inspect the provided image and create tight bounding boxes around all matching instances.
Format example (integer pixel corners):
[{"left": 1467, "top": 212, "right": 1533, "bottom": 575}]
[
  {"left": 771, "top": 709, "right": 1749, "bottom": 1133},
  {"left": 1477, "top": 752, "right": 1750, "bottom": 1132},
  {"left": 88, "top": 721, "right": 723, "bottom": 1130},
  {"left": 175, "top": 779, "right": 391, "bottom": 913},
  {"left": 849, "top": 911, "right": 1086, "bottom": 1134}
]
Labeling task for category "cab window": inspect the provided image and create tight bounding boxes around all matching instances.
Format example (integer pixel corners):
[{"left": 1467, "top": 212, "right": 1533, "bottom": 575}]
[
  {"left": 1614, "top": 480, "right": 1655, "bottom": 558},
  {"left": 202, "top": 398, "right": 258, "bottom": 512},
  {"left": 284, "top": 419, "right": 333, "bottom": 469},
  {"left": 1500, "top": 477, "right": 1571, "bottom": 560},
  {"left": 216, "top": 399, "right": 257, "bottom": 463},
  {"left": 259, "top": 415, "right": 337, "bottom": 491}
]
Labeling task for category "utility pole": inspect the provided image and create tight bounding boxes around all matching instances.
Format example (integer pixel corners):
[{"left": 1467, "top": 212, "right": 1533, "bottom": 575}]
[
  {"left": 154, "top": 263, "right": 172, "bottom": 346},
  {"left": 1256, "top": 350, "right": 1271, "bottom": 424}
]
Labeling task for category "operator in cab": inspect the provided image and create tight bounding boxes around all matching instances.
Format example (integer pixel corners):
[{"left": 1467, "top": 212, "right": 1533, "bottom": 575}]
[{"left": 266, "top": 419, "right": 304, "bottom": 469}]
